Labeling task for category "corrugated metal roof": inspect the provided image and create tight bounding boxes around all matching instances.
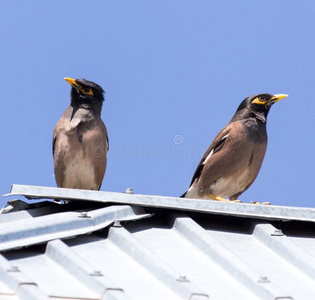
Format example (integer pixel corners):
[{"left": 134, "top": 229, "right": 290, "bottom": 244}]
[{"left": 1, "top": 185, "right": 315, "bottom": 300}]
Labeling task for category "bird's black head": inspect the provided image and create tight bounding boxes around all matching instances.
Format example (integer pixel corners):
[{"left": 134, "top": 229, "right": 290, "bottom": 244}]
[
  {"left": 65, "top": 77, "right": 105, "bottom": 107},
  {"left": 233, "top": 93, "right": 288, "bottom": 121}
]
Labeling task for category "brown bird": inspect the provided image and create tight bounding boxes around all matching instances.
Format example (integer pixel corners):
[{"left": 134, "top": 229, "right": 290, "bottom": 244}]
[
  {"left": 182, "top": 93, "right": 288, "bottom": 203},
  {"left": 53, "top": 77, "right": 108, "bottom": 190}
]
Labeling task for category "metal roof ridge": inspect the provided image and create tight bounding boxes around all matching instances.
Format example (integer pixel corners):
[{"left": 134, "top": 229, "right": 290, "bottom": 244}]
[{"left": 4, "top": 184, "right": 315, "bottom": 223}]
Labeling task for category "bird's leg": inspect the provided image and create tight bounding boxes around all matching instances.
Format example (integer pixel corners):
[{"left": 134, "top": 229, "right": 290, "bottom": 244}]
[{"left": 207, "top": 194, "right": 242, "bottom": 203}]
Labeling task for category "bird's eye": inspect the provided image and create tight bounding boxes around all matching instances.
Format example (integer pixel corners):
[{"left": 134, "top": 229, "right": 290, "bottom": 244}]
[
  {"left": 81, "top": 87, "right": 93, "bottom": 95},
  {"left": 259, "top": 96, "right": 265, "bottom": 101}
]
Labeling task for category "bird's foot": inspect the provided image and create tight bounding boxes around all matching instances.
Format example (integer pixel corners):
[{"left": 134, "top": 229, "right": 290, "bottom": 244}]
[
  {"left": 207, "top": 194, "right": 242, "bottom": 203},
  {"left": 230, "top": 199, "right": 242, "bottom": 203},
  {"left": 250, "top": 201, "right": 271, "bottom": 205}
]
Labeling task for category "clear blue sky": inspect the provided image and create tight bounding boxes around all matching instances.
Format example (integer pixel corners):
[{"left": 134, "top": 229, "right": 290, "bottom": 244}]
[{"left": 1, "top": 1, "right": 314, "bottom": 208}]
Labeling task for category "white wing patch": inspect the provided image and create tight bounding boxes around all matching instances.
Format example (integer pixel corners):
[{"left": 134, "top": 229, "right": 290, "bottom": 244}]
[
  {"left": 202, "top": 149, "right": 214, "bottom": 165},
  {"left": 202, "top": 133, "right": 229, "bottom": 165},
  {"left": 221, "top": 134, "right": 229, "bottom": 141}
]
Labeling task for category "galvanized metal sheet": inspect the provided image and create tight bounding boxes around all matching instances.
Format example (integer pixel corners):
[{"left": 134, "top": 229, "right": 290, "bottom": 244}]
[
  {"left": 0, "top": 205, "right": 151, "bottom": 251},
  {"left": 1, "top": 185, "right": 315, "bottom": 299},
  {"left": 5, "top": 184, "right": 315, "bottom": 223},
  {"left": 1, "top": 207, "right": 314, "bottom": 299}
]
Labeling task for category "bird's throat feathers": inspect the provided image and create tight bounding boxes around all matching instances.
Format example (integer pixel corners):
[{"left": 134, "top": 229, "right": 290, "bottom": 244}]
[
  {"left": 249, "top": 109, "right": 267, "bottom": 123},
  {"left": 71, "top": 94, "right": 103, "bottom": 111},
  {"left": 69, "top": 105, "right": 100, "bottom": 123},
  {"left": 232, "top": 107, "right": 267, "bottom": 124}
]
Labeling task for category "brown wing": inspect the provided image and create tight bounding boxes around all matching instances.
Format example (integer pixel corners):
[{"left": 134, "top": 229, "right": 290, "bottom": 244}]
[
  {"left": 53, "top": 117, "right": 68, "bottom": 188},
  {"left": 198, "top": 119, "right": 267, "bottom": 197},
  {"left": 188, "top": 125, "right": 232, "bottom": 187}
]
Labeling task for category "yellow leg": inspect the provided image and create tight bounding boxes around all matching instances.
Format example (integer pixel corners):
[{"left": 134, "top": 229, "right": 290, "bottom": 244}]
[{"left": 207, "top": 194, "right": 242, "bottom": 203}]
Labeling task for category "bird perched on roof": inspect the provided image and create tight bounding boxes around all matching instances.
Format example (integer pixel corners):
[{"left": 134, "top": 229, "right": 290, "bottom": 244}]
[
  {"left": 53, "top": 78, "right": 108, "bottom": 190},
  {"left": 181, "top": 93, "right": 288, "bottom": 203}
]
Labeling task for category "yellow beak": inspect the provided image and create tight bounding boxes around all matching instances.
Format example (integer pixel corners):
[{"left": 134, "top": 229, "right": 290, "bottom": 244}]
[
  {"left": 270, "top": 94, "right": 289, "bottom": 103},
  {"left": 64, "top": 77, "right": 76, "bottom": 86},
  {"left": 64, "top": 77, "right": 81, "bottom": 93}
]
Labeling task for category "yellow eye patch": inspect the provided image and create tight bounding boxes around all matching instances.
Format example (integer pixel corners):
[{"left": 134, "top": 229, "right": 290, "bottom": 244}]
[
  {"left": 80, "top": 87, "right": 94, "bottom": 95},
  {"left": 64, "top": 78, "right": 94, "bottom": 96},
  {"left": 252, "top": 97, "right": 266, "bottom": 105}
]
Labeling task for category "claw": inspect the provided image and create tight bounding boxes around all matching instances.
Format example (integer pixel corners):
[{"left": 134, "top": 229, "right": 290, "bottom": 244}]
[
  {"left": 250, "top": 201, "right": 271, "bottom": 205},
  {"left": 232, "top": 199, "right": 242, "bottom": 203}
]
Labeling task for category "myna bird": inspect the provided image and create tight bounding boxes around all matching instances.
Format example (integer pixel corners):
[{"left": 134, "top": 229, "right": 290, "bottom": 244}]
[
  {"left": 53, "top": 78, "right": 108, "bottom": 190},
  {"left": 182, "top": 93, "right": 288, "bottom": 203}
]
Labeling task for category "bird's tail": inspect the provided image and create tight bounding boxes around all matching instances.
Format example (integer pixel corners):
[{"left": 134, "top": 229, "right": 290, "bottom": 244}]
[{"left": 180, "top": 191, "right": 187, "bottom": 198}]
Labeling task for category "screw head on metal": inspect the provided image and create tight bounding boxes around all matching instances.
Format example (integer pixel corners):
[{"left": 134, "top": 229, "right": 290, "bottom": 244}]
[
  {"left": 7, "top": 266, "right": 20, "bottom": 272},
  {"left": 79, "top": 212, "right": 91, "bottom": 218},
  {"left": 177, "top": 276, "right": 190, "bottom": 282},
  {"left": 113, "top": 220, "right": 122, "bottom": 227},
  {"left": 258, "top": 276, "right": 270, "bottom": 283},
  {"left": 271, "top": 229, "right": 284, "bottom": 236},
  {"left": 124, "top": 188, "right": 134, "bottom": 194},
  {"left": 90, "top": 270, "right": 103, "bottom": 277}
]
